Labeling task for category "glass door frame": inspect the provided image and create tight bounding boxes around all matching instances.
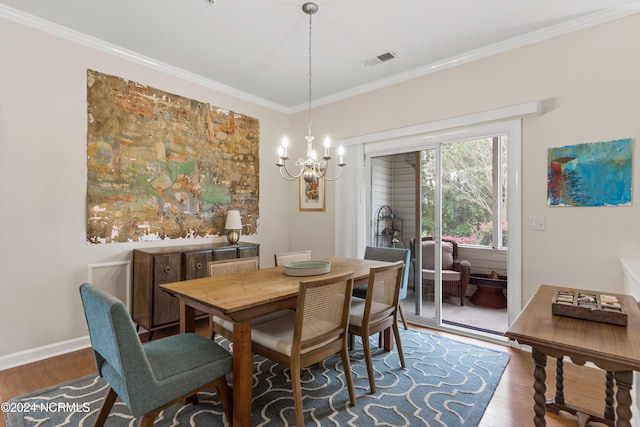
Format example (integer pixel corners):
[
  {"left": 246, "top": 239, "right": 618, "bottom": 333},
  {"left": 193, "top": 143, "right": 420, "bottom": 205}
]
[
  {"left": 412, "top": 146, "right": 443, "bottom": 326},
  {"left": 360, "top": 119, "right": 523, "bottom": 337}
]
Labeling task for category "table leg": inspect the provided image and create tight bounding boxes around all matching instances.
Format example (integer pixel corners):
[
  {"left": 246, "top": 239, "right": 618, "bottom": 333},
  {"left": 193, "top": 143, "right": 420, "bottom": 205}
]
[
  {"left": 179, "top": 300, "right": 196, "bottom": 334},
  {"left": 604, "top": 371, "right": 615, "bottom": 421},
  {"left": 554, "top": 358, "right": 565, "bottom": 405},
  {"left": 232, "top": 320, "right": 252, "bottom": 427},
  {"left": 532, "top": 348, "right": 547, "bottom": 427},
  {"left": 614, "top": 370, "right": 633, "bottom": 427}
]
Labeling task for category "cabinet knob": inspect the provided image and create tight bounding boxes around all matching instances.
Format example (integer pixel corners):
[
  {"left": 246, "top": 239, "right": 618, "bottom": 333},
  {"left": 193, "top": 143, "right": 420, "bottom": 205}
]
[
  {"left": 196, "top": 262, "right": 203, "bottom": 269},
  {"left": 164, "top": 266, "right": 172, "bottom": 274}
]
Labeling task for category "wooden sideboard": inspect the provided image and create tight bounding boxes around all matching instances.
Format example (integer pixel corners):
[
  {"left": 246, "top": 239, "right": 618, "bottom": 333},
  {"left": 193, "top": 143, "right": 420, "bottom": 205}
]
[{"left": 132, "top": 242, "right": 260, "bottom": 334}]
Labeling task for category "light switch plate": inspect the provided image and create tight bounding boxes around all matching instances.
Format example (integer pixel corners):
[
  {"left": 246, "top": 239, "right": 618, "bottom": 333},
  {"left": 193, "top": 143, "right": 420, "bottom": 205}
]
[{"left": 528, "top": 215, "right": 546, "bottom": 231}]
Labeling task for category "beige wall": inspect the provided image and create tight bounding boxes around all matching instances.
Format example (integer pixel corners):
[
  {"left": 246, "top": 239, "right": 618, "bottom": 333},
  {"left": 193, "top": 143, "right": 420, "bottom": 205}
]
[
  {"left": 2, "top": 11, "right": 640, "bottom": 363},
  {"left": 290, "top": 13, "right": 640, "bottom": 305},
  {"left": 0, "top": 17, "right": 291, "bottom": 359}
]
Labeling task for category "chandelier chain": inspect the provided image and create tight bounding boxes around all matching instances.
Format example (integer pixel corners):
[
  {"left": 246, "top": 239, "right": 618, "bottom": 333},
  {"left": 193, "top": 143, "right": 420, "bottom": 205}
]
[{"left": 307, "top": 10, "right": 313, "bottom": 137}]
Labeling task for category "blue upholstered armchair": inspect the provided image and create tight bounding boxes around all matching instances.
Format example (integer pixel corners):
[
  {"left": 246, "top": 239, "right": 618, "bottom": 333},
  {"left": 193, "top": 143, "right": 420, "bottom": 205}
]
[
  {"left": 79, "top": 283, "right": 233, "bottom": 426},
  {"left": 354, "top": 246, "right": 410, "bottom": 330}
]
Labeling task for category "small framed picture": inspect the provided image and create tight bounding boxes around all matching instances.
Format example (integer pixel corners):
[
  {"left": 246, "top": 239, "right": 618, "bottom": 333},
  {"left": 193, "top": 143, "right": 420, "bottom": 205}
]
[{"left": 299, "top": 175, "right": 325, "bottom": 211}]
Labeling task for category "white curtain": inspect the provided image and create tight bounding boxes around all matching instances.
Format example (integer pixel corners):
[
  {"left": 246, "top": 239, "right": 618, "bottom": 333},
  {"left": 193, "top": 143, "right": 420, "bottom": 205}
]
[{"left": 335, "top": 143, "right": 366, "bottom": 258}]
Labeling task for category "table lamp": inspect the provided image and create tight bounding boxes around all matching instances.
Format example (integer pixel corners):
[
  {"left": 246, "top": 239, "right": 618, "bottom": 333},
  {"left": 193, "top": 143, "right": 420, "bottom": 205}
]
[{"left": 224, "top": 210, "right": 242, "bottom": 244}]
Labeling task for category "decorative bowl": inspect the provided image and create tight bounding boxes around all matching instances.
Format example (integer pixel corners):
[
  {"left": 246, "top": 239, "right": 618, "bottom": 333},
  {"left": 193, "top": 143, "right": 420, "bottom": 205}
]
[{"left": 284, "top": 261, "right": 331, "bottom": 277}]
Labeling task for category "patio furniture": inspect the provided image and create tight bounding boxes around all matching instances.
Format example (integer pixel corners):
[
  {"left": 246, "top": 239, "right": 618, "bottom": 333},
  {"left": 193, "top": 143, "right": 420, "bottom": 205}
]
[
  {"left": 469, "top": 273, "right": 507, "bottom": 308},
  {"left": 420, "top": 237, "right": 471, "bottom": 306}
]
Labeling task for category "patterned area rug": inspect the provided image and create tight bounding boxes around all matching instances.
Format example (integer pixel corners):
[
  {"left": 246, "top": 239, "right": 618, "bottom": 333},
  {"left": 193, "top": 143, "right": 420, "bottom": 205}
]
[{"left": 5, "top": 329, "right": 509, "bottom": 426}]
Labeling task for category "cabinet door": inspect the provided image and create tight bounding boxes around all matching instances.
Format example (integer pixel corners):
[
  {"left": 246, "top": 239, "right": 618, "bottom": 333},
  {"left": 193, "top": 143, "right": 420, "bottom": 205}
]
[
  {"left": 152, "top": 254, "right": 182, "bottom": 327},
  {"left": 184, "top": 250, "right": 212, "bottom": 280},
  {"left": 213, "top": 247, "right": 238, "bottom": 260},
  {"left": 132, "top": 250, "right": 152, "bottom": 329},
  {"left": 238, "top": 245, "right": 259, "bottom": 258}
]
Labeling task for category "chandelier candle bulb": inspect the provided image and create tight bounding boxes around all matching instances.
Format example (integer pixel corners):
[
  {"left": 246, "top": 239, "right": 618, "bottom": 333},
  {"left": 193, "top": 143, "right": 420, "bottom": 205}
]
[
  {"left": 324, "top": 136, "right": 331, "bottom": 158},
  {"left": 277, "top": 146, "right": 284, "bottom": 165}
]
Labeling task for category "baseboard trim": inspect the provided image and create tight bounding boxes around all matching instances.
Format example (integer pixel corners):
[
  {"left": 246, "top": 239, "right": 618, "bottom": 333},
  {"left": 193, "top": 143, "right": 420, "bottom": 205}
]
[{"left": 0, "top": 336, "right": 91, "bottom": 371}]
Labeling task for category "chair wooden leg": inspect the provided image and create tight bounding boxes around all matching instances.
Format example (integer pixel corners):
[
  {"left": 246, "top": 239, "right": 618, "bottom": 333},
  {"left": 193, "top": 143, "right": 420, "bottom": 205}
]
[
  {"left": 94, "top": 387, "right": 117, "bottom": 427},
  {"left": 212, "top": 376, "right": 233, "bottom": 426},
  {"left": 185, "top": 394, "right": 198, "bottom": 406},
  {"left": 341, "top": 342, "right": 357, "bottom": 406},
  {"left": 392, "top": 323, "right": 406, "bottom": 369},
  {"left": 362, "top": 333, "right": 376, "bottom": 393},
  {"left": 130, "top": 377, "right": 232, "bottom": 427},
  {"left": 291, "top": 361, "right": 305, "bottom": 427},
  {"left": 138, "top": 409, "right": 161, "bottom": 427},
  {"left": 208, "top": 317, "right": 216, "bottom": 340},
  {"left": 398, "top": 303, "right": 408, "bottom": 330}
]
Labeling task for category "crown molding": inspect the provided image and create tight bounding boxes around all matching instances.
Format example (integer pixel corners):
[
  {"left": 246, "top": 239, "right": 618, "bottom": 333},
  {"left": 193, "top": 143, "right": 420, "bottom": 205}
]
[
  {"left": 292, "top": 2, "right": 640, "bottom": 113},
  {"left": 2, "top": 3, "right": 639, "bottom": 115},
  {"left": 0, "top": 4, "right": 289, "bottom": 114}
]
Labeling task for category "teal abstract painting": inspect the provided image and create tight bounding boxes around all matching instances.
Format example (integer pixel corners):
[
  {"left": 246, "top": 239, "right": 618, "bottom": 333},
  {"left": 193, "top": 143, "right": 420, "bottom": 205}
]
[{"left": 547, "top": 138, "right": 632, "bottom": 207}]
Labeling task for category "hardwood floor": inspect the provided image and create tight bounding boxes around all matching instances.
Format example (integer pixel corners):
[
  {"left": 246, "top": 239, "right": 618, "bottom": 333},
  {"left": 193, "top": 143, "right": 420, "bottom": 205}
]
[{"left": 0, "top": 319, "right": 610, "bottom": 427}]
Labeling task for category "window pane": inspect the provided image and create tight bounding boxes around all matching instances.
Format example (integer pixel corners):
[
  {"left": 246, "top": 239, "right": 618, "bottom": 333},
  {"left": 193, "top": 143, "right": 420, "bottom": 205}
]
[
  {"left": 420, "top": 150, "right": 436, "bottom": 237},
  {"left": 440, "top": 138, "right": 494, "bottom": 246}
]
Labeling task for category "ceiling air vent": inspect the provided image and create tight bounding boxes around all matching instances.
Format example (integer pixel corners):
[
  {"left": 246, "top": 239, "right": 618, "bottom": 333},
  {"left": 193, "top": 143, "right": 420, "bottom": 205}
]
[{"left": 364, "top": 51, "right": 396, "bottom": 67}]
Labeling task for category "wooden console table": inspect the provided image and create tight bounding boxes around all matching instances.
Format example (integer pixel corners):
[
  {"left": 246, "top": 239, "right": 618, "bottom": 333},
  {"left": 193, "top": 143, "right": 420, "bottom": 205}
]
[
  {"left": 505, "top": 284, "right": 640, "bottom": 427},
  {"left": 132, "top": 242, "right": 259, "bottom": 338}
]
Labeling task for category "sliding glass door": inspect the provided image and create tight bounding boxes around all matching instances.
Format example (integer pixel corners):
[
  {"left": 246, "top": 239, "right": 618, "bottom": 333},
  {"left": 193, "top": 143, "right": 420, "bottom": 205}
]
[
  {"left": 336, "top": 113, "right": 529, "bottom": 341},
  {"left": 369, "top": 132, "right": 512, "bottom": 337}
]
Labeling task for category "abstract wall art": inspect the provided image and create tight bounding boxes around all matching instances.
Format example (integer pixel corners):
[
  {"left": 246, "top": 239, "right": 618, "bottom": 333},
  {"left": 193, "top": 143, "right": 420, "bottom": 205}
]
[
  {"left": 86, "top": 70, "right": 259, "bottom": 243},
  {"left": 547, "top": 138, "right": 632, "bottom": 207}
]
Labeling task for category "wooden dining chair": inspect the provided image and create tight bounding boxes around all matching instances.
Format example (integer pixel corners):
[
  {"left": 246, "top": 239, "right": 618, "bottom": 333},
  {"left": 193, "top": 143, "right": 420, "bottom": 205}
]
[
  {"left": 208, "top": 257, "right": 289, "bottom": 340},
  {"left": 349, "top": 261, "right": 406, "bottom": 393},
  {"left": 354, "top": 246, "right": 410, "bottom": 330},
  {"left": 274, "top": 250, "right": 312, "bottom": 266},
  {"left": 250, "top": 272, "right": 357, "bottom": 426},
  {"left": 207, "top": 256, "right": 260, "bottom": 277},
  {"left": 79, "top": 284, "right": 233, "bottom": 426}
]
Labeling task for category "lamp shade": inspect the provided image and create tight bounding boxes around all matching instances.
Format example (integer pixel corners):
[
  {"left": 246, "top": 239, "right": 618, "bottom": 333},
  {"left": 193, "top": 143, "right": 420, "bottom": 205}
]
[{"left": 225, "top": 210, "right": 242, "bottom": 230}]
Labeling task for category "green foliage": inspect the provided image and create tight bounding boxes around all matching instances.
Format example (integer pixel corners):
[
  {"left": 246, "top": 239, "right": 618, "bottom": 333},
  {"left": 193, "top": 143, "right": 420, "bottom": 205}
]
[{"left": 420, "top": 137, "right": 507, "bottom": 247}]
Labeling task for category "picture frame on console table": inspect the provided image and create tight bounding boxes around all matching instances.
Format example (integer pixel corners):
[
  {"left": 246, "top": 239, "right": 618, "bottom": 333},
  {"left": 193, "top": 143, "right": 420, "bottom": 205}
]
[{"left": 299, "top": 174, "right": 325, "bottom": 212}]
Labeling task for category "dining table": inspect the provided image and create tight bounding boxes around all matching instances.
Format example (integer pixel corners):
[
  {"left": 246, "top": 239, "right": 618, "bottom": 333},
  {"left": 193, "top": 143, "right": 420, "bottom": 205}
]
[{"left": 160, "top": 256, "right": 393, "bottom": 427}]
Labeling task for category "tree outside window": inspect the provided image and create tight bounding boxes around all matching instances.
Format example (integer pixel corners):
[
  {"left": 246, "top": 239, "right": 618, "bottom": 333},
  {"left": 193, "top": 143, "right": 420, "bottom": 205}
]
[{"left": 421, "top": 135, "right": 508, "bottom": 249}]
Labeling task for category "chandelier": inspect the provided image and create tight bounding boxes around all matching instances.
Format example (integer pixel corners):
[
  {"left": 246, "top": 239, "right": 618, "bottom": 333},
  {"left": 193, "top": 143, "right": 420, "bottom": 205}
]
[{"left": 276, "top": 2, "right": 345, "bottom": 183}]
